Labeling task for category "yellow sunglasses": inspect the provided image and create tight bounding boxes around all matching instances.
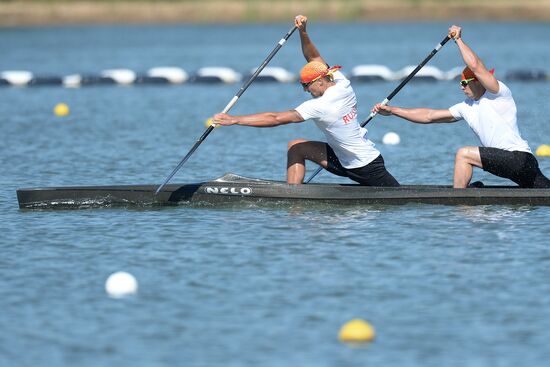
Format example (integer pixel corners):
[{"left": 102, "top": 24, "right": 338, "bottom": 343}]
[{"left": 460, "top": 77, "right": 476, "bottom": 87}]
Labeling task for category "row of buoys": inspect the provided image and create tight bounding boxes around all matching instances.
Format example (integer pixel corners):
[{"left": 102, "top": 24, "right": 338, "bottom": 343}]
[
  {"left": 2, "top": 66, "right": 548, "bottom": 87},
  {"left": 105, "top": 271, "right": 375, "bottom": 344}
]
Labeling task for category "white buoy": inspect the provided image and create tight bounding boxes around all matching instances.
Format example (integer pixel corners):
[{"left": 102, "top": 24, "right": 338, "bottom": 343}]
[
  {"left": 101, "top": 69, "right": 136, "bottom": 85},
  {"left": 63, "top": 74, "right": 82, "bottom": 88},
  {"left": 196, "top": 67, "right": 242, "bottom": 83},
  {"left": 249, "top": 66, "right": 296, "bottom": 82},
  {"left": 1, "top": 70, "right": 33, "bottom": 86},
  {"left": 351, "top": 64, "right": 395, "bottom": 81},
  {"left": 382, "top": 132, "right": 401, "bottom": 145},
  {"left": 147, "top": 67, "right": 189, "bottom": 84},
  {"left": 395, "top": 65, "right": 446, "bottom": 81},
  {"left": 105, "top": 271, "right": 138, "bottom": 298}
]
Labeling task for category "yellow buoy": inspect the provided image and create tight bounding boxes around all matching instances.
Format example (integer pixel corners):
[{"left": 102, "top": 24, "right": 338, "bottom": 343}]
[
  {"left": 54, "top": 103, "right": 70, "bottom": 117},
  {"left": 204, "top": 117, "right": 219, "bottom": 128},
  {"left": 338, "top": 319, "right": 376, "bottom": 343},
  {"left": 535, "top": 144, "right": 550, "bottom": 157}
]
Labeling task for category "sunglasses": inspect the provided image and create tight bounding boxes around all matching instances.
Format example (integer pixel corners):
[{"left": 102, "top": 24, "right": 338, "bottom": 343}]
[
  {"left": 301, "top": 75, "right": 324, "bottom": 91},
  {"left": 301, "top": 81, "right": 313, "bottom": 90},
  {"left": 460, "top": 77, "right": 476, "bottom": 87}
]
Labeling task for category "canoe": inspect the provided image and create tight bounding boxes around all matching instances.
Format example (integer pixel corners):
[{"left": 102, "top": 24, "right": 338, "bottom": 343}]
[{"left": 16, "top": 173, "right": 550, "bottom": 209}]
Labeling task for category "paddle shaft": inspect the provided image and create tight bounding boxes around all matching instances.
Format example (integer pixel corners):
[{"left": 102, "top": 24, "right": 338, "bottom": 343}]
[
  {"left": 155, "top": 25, "right": 298, "bottom": 195},
  {"left": 305, "top": 34, "right": 451, "bottom": 184}
]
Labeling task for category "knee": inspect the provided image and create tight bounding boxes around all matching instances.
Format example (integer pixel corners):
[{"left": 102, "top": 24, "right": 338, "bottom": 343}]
[
  {"left": 455, "top": 147, "right": 469, "bottom": 161},
  {"left": 455, "top": 146, "right": 482, "bottom": 167},
  {"left": 288, "top": 139, "right": 306, "bottom": 150},
  {"left": 287, "top": 139, "right": 307, "bottom": 156},
  {"left": 455, "top": 146, "right": 477, "bottom": 163}
]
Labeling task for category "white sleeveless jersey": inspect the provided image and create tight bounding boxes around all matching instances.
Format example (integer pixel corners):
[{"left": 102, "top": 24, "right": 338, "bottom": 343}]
[
  {"left": 449, "top": 81, "right": 531, "bottom": 153},
  {"left": 294, "top": 71, "right": 380, "bottom": 168}
]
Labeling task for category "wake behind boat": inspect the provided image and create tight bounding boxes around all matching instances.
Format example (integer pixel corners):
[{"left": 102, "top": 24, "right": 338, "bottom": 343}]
[{"left": 16, "top": 173, "right": 550, "bottom": 209}]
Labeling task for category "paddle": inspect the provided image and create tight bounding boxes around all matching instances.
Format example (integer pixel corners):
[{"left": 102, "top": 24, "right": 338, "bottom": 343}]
[
  {"left": 154, "top": 25, "right": 298, "bottom": 195},
  {"left": 304, "top": 34, "right": 452, "bottom": 184}
]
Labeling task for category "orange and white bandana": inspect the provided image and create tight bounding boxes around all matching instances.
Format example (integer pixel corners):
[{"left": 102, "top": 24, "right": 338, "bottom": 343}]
[{"left": 300, "top": 61, "right": 342, "bottom": 83}]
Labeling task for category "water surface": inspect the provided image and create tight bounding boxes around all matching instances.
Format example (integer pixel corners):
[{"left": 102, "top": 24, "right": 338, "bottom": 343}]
[{"left": 1, "top": 22, "right": 550, "bottom": 367}]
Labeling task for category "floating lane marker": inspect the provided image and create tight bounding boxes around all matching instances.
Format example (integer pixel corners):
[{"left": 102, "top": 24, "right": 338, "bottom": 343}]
[
  {"left": 351, "top": 64, "right": 396, "bottom": 81},
  {"left": 101, "top": 69, "right": 136, "bottom": 85},
  {"left": 30, "top": 76, "right": 63, "bottom": 86},
  {"left": 395, "top": 64, "right": 447, "bottom": 81},
  {"left": 382, "top": 132, "right": 401, "bottom": 145},
  {"left": 53, "top": 103, "right": 70, "bottom": 117},
  {"left": 192, "top": 66, "right": 242, "bottom": 83},
  {"left": 146, "top": 66, "right": 189, "bottom": 84},
  {"left": 1, "top": 70, "right": 33, "bottom": 86},
  {"left": 105, "top": 271, "right": 138, "bottom": 298},
  {"left": 338, "top": 319, "right": 376, "bottom": 343},
  {"left": 536, "top": 144, "right": 550, "bottom": 157},
  {"left": 63, "top": 74, "right": 82, "bottom": 88},
  {"left": 506, "top": 69, "right": 549, "bottom": 81},
  {"left": 248, "top": 66, "right": 296, "bottom": 83}
]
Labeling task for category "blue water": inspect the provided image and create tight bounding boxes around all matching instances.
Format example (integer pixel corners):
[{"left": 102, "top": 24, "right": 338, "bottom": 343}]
[{"left": 1, "top": 22, "right": 550, "bottom": 367}]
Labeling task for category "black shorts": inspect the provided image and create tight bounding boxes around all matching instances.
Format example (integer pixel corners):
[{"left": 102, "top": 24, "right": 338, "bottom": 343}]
[
  {"left": 325, "top": 144, "right": 400, "bottom": 187},
  {"left": 479, "top": 147, "right": 550, "bottom": 188}
]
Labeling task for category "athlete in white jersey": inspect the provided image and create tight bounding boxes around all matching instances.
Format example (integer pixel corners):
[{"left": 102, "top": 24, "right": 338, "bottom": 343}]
[
  {"left": 213, "top": 15, "right": 399, "bottom": 186},
  {"left": 372, "top": 25, "right": 550, "bottom": 188}
]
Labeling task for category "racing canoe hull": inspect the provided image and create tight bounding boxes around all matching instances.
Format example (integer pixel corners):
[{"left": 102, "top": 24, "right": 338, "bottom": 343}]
[{"left": 16, "top": 173, "right": 550, "bottom": 209}]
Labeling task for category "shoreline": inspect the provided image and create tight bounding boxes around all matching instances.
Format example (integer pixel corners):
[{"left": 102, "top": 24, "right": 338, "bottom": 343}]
[{"left": 1, "top": 1, "right": 549, "bottom": 27}]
